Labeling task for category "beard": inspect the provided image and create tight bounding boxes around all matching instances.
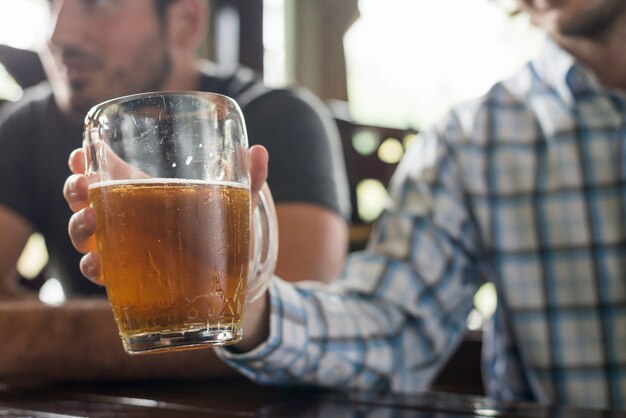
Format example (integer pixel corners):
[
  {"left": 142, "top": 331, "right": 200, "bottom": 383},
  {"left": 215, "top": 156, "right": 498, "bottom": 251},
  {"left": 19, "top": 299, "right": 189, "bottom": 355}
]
[
  {"left": 558, "top": 0, "right": 626, "bottom": 38},
  {"left": 63, "top": 34, "right": 173, "bottom": 118}
]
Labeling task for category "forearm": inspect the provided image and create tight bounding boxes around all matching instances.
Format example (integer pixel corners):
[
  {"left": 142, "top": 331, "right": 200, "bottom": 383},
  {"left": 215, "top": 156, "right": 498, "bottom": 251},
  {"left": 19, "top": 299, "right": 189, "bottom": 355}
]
[
  {"left": 275, "top": 204, "right": 348, "bottom": 283},
  {"left": 219, "top": 257, "right": 479, "bottom": 392},
  {"left": 0, "top": 299, "right": 237, "bottom": 384}
]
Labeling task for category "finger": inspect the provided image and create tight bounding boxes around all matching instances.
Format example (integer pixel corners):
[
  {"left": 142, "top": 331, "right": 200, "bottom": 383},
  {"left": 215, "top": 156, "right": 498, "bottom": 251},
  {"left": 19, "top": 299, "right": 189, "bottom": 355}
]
[
  {"left": 249, "top": 145, "right": 268, "bottom": 209},
  {"left": 68, "top": 148, "right": 86, "bottom": 174},
  {"left": 64, "top": 174, "right": 90, "bottom": 212},
  {"left": 98, "top": 142, "right": 150, "bottom": 179},
  {"left": 68, "top": 207, "right": 97, "bottom": 254},
  {"left": 79, "top": 143, "right": 150, "bottom": 180},
  {"left": 249, "top": 145, "right": 268, "bottom": 195},
  {"left": 80, "top": 252, "right": 104, "bottom": 286}
]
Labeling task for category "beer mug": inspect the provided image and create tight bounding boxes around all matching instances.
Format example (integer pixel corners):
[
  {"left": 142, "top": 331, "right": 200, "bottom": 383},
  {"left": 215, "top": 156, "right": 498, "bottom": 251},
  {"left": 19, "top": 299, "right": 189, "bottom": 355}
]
[{"left": 83, "top": 91, "right": 277, "bottom": 354}]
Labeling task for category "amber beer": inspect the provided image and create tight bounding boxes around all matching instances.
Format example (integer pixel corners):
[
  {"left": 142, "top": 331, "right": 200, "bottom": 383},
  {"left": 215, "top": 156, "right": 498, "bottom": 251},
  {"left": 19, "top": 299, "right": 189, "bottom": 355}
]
[{"left": 88, "top": 178, "right": 251, "bottom": 352}]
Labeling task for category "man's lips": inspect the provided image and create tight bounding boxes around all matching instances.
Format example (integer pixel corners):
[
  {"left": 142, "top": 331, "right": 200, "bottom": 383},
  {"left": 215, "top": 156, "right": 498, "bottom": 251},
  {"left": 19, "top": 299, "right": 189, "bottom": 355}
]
[{"left": 62, "top": 61, "right": 100, "bottom": 80}]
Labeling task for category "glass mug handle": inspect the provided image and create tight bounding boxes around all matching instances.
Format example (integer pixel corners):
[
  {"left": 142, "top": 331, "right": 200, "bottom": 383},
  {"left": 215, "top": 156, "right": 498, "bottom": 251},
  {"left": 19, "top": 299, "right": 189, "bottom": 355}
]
[{"left": 247, "top": 183, "right": 278, "bottom": 302}]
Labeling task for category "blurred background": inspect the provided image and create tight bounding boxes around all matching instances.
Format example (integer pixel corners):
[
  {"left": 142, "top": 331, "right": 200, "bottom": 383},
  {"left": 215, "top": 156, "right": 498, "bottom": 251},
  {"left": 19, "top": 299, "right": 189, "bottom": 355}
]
[
  {"left": 0, "top": 0, "right": 542, "bottom": 228},
  {"left": 0, "top": 0, "right": 543, "bottom": 345}
]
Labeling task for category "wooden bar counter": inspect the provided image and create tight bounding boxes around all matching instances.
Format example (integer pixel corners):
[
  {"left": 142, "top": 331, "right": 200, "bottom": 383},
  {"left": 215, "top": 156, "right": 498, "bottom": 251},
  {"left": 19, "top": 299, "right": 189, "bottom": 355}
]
[{"left": 0, "top": 377, "right": 624, "bottom": 417}]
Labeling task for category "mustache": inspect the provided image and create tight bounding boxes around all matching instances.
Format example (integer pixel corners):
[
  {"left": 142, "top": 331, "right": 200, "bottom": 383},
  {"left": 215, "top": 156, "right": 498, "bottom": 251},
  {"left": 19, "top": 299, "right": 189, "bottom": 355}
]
[{"left": 58, "top": 47, "right": 103, "bottom": 66}]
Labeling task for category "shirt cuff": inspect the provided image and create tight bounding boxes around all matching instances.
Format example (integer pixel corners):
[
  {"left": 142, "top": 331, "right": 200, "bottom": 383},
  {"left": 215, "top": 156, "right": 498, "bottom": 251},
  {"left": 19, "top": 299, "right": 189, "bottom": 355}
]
[{"left": 215, "top": 276, "right": 310, "bottom": 381}]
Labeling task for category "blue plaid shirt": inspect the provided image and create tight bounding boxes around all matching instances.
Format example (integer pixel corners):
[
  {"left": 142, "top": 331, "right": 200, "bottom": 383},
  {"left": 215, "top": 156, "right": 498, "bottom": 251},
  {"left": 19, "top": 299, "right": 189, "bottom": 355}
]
[{"left": 219, "top": 38, "right": 626, "bottom": 410}]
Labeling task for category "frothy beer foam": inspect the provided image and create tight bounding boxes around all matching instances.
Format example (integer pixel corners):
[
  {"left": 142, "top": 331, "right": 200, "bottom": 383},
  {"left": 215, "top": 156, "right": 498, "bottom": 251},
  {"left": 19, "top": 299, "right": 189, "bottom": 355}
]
[{"left": 89, "top": 177, "right": 249, "bottom": 191}]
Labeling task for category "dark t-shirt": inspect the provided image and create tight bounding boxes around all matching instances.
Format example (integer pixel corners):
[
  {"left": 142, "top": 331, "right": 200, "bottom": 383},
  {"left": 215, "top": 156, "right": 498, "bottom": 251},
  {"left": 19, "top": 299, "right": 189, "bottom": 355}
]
[{"left": 0, "top": 64, "right": 350, "bottom": 296}]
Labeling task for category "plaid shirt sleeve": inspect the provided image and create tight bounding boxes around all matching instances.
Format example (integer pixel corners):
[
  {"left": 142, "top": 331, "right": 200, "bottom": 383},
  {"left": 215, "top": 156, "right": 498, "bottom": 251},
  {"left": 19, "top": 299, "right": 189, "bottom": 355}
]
[{"left": 217, "top": 124, "right": 484, "bottom": 392}]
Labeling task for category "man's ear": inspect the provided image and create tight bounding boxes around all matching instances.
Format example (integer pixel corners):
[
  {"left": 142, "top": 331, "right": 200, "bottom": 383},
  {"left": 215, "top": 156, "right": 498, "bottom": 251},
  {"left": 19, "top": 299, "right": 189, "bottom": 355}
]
[{"left": 166, "top": 0, "right": 208, "bottom": 50}]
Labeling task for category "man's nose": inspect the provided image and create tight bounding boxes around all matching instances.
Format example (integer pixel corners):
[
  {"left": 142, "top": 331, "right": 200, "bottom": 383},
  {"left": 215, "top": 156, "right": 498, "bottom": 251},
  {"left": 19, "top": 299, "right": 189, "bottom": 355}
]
[{"left": 48, "top": 0, "right": 88, "bottom": 49}]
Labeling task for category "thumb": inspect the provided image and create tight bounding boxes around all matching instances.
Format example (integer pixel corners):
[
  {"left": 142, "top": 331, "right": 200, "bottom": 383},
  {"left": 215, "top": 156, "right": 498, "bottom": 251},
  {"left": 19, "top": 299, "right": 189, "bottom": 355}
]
[{"left": 249, "top": 145, "right": 268, "bottom": 194}]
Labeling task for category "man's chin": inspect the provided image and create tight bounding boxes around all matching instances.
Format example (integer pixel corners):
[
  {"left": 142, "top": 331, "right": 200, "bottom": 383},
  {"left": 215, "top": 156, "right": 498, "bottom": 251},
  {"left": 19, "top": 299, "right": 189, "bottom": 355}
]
[
  {"left": 67, "top": 81, "right": 105, "bottom": 109},
  {"left": 67, "top": 93, "right": 109, "bottom": 118},
  {"left": 51, "top": 81, "right": 104, "bottom": 119},
  {"left": 61, "top": 96, "right": 99, "bottom": 121}
]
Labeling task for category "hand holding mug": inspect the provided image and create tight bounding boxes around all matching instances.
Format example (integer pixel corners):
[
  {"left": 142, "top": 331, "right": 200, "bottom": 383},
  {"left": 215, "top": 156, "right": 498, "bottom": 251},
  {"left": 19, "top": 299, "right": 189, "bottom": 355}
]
[{"left": 65, "top": 145, "right": 270, "bottom": 283}]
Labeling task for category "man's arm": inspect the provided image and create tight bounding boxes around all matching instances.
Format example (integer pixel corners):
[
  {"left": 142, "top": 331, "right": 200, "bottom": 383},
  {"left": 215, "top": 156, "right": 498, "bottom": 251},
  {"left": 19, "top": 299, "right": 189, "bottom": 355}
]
[
  {"left": 0, "top": 299, "right": 238, "bottom": 384},
  {"left": 275, "top": 204, "right": 347, "bottom": 283},
  {"left": 0, "top": 205, "right": 35, "bottom": 300}
]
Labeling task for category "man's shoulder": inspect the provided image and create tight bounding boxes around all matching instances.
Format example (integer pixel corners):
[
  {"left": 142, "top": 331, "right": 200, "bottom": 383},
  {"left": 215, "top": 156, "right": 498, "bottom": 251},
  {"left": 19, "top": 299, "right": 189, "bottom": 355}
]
[
  {"left": 434, "top": 64, "right": 538, "bottom": 146},
  {"left": 0, "top": 82, "right": 53, "bottom": 127},
  {"left": 197, "top": 62, "right": 267, "bottom": 106},
  {"left": 468, "top": 65, "right": 535, "bottom": 116},
  {"left": 197, "top": 61, "right": 319, "bottom": 111}
]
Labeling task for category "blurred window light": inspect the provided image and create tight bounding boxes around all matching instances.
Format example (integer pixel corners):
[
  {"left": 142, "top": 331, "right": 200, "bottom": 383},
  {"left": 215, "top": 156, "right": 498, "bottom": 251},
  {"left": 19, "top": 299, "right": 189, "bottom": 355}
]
[
  {"left": 263, "top": 0, "right": 287, "bottom": 87},
  {"left": 17, "top": 233, "right": 48, "bottom": 279},
  {"left": 0, "top": 64, "right": 22, "bottom": 101},
  {"left": 357, "top": 179, "right": 387, "bottom": 223},
  {"left": 0, "top": 0, "right": 49, "bottom": 50},
  {"left": 344, "top": 0, "right": 543, "bottom": 130},
  {"left": 0, "top": 0, "right": 49, "bottom": 101},
  {"left": 474, "top": 282, "right": 497, "bottom": 318},
  {"left": 468, "top": 283, "right": 498, "bottom": 330},
  {"left": 352, "top": 129, "right": 380, "bottom": 156},
  {"left": 402, "top": 133, "right": 418, "bottom": 149},
  {"left": 467, "top": 308, "right": 484, "bottom": 331},
  {"left": 39, "top": 278, "right": 67, "bottom": 306},
  {"left": 377, "top": 137, "right": 404, "bottom": 164}
]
